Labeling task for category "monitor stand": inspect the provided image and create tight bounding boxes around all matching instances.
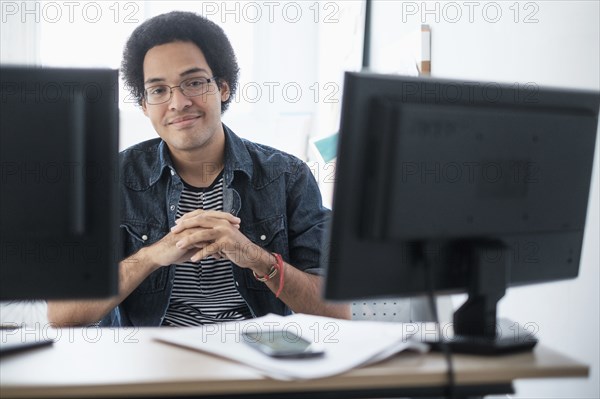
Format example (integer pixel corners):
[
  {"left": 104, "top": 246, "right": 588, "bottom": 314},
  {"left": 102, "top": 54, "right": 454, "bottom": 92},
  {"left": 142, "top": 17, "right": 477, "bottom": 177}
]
[{"left": 428, "top": 241, "right": 538, "bottom": 355}]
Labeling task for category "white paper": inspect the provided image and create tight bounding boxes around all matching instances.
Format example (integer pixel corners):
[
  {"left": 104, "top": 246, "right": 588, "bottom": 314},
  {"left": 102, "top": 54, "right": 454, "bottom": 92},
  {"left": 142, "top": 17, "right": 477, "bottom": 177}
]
[{"left": 154, "top": 313, "right": 428, "bottom": 380}]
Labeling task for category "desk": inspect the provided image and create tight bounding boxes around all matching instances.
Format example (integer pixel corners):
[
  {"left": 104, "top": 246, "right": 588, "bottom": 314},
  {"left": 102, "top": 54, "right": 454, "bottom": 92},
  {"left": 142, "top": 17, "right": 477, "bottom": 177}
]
[{"left": 0, "top": 327, "right": 588, "bottom": 399}]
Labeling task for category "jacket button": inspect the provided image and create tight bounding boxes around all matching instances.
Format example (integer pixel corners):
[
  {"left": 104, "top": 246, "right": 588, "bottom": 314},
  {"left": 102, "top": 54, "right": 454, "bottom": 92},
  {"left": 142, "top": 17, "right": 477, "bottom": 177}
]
[
  {"left": 260, "top": 235, "right": 267, "bottom": 241},
  {"left": 170, "top": 169, "right": 175, "bottom": 176},
  {"left": 141, "top": 235, "right": 148, "bottom": 241},
  {"left": 170, "top": 205, "right": 175, "bottom": 211}
]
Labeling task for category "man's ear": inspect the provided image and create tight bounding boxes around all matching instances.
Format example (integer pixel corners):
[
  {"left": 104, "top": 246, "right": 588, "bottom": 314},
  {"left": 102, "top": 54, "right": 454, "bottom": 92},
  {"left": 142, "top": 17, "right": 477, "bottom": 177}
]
[
  {"left": 220, "top": 81, "right": 230, "bottom": 103},
  {"left": 141, "top": 99, "right": 148, "bottom": 116}
]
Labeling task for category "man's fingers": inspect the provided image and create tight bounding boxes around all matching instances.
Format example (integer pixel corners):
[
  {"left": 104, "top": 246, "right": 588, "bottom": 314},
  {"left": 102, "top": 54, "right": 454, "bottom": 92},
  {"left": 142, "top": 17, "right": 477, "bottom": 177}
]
[
  {"left": 175, "top": 229, "right": 218, "bottom": 249},
  {"left": 172, "top": 211, "right": 241, "bottom": 233},
  {"left": 176, "top": 209, "right": 240, "bottom": 225},
  {"left": 190, "top": 242, "right": 222, "bottom": 263}
]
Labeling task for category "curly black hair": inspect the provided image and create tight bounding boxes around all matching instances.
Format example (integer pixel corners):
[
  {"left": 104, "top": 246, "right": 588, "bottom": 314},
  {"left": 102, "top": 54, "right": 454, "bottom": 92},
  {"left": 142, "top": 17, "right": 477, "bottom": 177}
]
[{"left": 121, "top": 11, "right": 239, "bottom": 113}]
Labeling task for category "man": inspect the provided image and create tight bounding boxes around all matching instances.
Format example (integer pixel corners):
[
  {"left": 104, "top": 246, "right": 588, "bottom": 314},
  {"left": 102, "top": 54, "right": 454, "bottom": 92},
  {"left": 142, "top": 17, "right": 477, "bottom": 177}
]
[{"left": 48, "top": 11, "right": 349, "bottom": 326}]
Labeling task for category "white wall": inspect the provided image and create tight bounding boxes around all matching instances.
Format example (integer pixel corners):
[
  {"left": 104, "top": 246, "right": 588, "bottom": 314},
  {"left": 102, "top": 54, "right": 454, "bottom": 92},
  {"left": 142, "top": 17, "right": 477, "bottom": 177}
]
[
  {"left": 0, "top": 1, "right": 363, "bottom": 162},
  {"left": 371, "top": 1, "right": 599, "bottom": 397}
]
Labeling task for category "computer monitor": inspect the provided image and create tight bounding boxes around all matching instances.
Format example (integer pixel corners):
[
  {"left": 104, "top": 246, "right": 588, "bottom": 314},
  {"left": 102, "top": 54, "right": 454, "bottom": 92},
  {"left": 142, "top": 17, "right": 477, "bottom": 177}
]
[
  {"left": 323, "top": 72, "right": 599, "bottom": 353},
  {"left": 0, "top": 66, "right": 120, "bottom": 300}
]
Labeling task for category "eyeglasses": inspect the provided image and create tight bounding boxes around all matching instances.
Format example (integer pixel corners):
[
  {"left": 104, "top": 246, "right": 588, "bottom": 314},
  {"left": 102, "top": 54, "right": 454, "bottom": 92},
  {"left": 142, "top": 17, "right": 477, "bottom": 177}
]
[{"left": 144, "top": 77, "right": 218, "bottom": 105}]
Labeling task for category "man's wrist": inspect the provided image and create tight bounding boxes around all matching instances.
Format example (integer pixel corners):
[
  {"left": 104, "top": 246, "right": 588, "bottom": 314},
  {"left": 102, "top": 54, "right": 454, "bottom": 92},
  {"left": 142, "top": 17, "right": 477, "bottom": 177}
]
[
  {"left": 127, "top": 246, "right": 162, "bottom": 272},
  {"left": 252, "top": 252, "right": 285, "bottom": 298},
  {"left": 249, "top": 247, "right": 277, "bottom": 276}
]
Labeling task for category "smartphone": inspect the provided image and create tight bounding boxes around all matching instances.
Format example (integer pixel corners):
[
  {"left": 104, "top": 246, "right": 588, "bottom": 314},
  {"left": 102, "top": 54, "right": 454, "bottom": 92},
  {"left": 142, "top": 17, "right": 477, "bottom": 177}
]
[{"left": 242, "top": 330, "right": 324, "bottom": 358}]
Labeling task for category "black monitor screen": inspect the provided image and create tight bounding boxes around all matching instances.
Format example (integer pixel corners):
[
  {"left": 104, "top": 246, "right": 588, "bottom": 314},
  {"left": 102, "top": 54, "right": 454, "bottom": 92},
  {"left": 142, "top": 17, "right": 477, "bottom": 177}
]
[
  {"left": 1, "top": 66, "right": 119, "bottom": 300},
  {"left": 323, "top": 72, "right": 599, "bottom": 352}
]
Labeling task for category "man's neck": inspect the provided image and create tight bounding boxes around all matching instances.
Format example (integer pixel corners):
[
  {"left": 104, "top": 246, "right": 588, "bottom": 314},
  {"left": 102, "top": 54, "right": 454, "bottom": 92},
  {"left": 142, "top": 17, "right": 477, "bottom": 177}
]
[
  {"left": 169, "top": 131, "right": 226, "bottom": 188},
  {"left": 174, "top": 157, "right": 224, "bottom": 188}
]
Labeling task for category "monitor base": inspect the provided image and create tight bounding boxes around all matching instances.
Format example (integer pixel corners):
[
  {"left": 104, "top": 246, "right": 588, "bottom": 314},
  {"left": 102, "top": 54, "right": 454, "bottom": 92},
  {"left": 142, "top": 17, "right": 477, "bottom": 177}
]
[{"left": 426, "top": 319, "right": 538, "bottom": 355}]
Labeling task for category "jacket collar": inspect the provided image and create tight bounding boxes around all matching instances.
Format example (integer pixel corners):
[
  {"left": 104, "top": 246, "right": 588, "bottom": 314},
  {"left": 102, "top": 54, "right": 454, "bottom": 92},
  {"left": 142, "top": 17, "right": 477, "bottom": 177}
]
[{"left": 222, "top": 123, "right": 253, "bottom": 183}]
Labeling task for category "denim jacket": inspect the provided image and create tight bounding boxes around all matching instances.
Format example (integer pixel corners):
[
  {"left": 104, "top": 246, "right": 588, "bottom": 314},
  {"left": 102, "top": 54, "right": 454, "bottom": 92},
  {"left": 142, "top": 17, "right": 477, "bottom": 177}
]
[{"left": 100, "top": 125, "right": 330, "bottom": 327}]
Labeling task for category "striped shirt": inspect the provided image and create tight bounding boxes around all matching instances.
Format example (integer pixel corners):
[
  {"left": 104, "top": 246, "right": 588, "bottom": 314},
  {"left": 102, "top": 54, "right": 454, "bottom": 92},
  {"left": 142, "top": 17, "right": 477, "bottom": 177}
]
[{"left": 162, "top": 173, "right": 252, "bottom": 326}]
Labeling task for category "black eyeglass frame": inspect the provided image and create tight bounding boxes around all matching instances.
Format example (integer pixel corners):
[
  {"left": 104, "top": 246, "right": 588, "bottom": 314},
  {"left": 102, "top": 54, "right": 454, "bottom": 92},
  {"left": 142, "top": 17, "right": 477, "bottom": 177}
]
[{"left": 144, "top": 76, "right": 219, "bottom": 105}]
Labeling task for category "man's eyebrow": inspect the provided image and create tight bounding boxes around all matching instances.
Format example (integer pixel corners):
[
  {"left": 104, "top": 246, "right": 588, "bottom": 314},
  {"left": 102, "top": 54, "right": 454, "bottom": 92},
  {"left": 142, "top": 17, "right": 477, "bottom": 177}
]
[
  {"left": 144, "top": 68, "right": 210, "bottom": 85},
  {"left": 180, "top": 67, "right": 209, "bottom": 77}
]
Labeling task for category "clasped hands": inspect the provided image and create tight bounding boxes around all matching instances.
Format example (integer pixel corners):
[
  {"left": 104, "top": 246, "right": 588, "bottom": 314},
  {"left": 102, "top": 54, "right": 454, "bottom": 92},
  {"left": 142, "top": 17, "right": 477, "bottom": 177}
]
[{"left": 149, "top": 210, "right": 270, "bottom": 271}]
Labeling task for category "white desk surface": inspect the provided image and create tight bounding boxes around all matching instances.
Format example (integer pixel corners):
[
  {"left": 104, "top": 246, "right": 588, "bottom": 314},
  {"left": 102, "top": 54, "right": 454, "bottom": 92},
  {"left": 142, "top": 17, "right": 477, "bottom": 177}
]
[{"left": 0, "top": 327, "right": 589, "bottom": 398}]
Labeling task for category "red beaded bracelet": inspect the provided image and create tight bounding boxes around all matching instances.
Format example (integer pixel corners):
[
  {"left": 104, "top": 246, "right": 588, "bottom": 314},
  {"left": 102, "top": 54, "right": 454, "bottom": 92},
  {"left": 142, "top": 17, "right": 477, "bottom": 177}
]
[{"left": 273, "top": 253, "right": 284, "bottom": 298}]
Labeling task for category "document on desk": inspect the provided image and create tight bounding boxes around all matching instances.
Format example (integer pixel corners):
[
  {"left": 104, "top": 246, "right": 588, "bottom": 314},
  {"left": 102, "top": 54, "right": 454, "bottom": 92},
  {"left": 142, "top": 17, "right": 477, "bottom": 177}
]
[{"left": 154, "top": 313, "right": 427, "bottom": 380}]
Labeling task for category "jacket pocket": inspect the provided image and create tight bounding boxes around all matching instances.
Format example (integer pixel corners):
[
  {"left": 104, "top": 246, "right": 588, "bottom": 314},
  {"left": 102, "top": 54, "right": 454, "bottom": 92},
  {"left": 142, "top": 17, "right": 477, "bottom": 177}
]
[
  {"left": 121, "top": 220, "right": 163, "bottom": 250},
  {"left": 120, "top": 220, "right": 169, "bottom": 294}
]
